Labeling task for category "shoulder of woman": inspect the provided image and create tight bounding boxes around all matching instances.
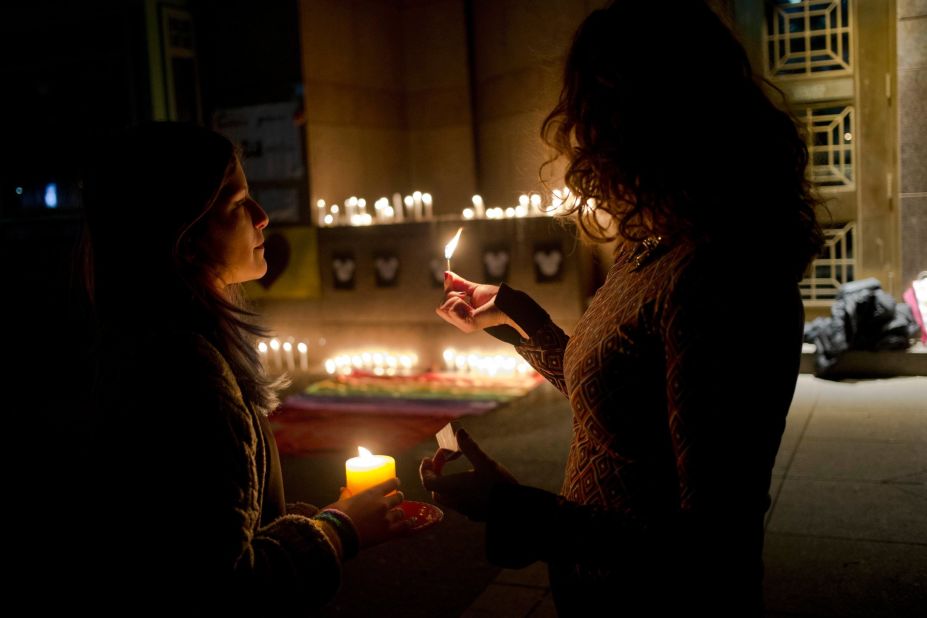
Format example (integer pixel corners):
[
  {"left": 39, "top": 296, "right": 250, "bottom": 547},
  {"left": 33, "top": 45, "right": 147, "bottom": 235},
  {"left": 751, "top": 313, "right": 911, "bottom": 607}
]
[{"left": 132, "top": 329, "right": 239, "bottom": 392}]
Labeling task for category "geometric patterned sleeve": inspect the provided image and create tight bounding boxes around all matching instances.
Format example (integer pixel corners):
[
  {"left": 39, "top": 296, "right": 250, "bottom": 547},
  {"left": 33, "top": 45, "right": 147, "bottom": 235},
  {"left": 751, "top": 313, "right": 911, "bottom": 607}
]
[{"left": 484, "top": 283, "right": 570, "bottom": 397}]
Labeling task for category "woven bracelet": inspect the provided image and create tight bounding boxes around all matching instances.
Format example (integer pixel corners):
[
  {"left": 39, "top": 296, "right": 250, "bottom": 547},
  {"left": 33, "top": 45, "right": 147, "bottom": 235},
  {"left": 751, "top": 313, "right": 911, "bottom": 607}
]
[{"left": 315, "top": 509, "right": 360, "bottom": 560}]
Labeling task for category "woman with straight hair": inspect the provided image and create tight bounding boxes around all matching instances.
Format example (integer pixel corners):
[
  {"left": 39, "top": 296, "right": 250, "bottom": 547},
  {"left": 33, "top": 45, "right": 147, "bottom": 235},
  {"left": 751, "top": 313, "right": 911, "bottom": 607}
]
[{"left": 77, "top": 122, "right": 410, "bottom": 613}]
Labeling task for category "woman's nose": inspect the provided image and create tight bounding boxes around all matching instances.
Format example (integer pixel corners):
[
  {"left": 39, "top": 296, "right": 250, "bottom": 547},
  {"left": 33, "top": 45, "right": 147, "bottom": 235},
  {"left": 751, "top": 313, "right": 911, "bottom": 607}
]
[{"left": 252, "top": 202, "right": 269, "bottom": 229}]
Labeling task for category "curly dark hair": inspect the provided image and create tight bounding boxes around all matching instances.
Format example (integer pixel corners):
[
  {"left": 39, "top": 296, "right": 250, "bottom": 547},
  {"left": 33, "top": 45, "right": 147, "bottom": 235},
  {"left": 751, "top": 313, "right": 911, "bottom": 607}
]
[{"left": 541, "top": 0, "right": 824, "bottom": 279}]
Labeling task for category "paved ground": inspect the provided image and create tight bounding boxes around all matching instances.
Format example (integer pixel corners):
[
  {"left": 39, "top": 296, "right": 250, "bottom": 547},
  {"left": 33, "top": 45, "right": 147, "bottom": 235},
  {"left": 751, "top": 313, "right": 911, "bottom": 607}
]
[{"left": 280, "top": 375, "right": 927, "bottom": 617}]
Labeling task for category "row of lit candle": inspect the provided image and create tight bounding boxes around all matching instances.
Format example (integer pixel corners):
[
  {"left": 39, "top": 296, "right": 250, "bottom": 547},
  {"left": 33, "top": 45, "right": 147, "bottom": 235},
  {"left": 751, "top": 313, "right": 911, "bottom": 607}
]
[
  {"left": 316, "top": 188, "right": 583, "bottom": 227},
  {"left": 441, "top": 348, "right": 533, "bottom": 376},
  {"left": 324, "top": 350, "right": 421, "bottom": 376},
  {"left": 258, "top": 338, "right": 310, "bottom": 373},
  {"left": 317, "top": 191, "right": 433, "bottom": 226},
  {"left": 464, "top": 188, "right": 582, "bottom": 220}
]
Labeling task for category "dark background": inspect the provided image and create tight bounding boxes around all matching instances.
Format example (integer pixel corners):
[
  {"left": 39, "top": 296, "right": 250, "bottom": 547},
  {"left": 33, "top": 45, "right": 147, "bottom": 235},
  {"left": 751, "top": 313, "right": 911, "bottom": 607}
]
[{"left": 1, "top": 3, "right": 304, "bottom": 589}]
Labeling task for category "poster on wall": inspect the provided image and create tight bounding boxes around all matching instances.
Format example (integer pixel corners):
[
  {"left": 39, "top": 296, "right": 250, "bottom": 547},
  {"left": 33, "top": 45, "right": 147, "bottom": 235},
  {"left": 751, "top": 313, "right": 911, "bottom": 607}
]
[
  {"left": 533, "top": 242, "right": 564, "bottom": 283},
  {"left": 243, "top": 227, "right": 321, "bottom": 300},
  {"left": 213, "top": 101, "right": 307, "bottom": 224},
  {"left": 374, "top": 252, "right": 400, "bottom": 287},
  {"left": 483, "top": 247, "right": 510, "bottom": 283},
  {"left": 332, "top": 252, "right": 357, "bottom": 290}
]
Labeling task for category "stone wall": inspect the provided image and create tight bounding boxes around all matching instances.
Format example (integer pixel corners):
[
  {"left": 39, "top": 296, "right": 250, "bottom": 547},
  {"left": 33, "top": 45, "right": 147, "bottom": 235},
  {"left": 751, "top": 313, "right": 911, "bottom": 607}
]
[{"left": 898, "top": 0, "right": 927, "bottom": 287}]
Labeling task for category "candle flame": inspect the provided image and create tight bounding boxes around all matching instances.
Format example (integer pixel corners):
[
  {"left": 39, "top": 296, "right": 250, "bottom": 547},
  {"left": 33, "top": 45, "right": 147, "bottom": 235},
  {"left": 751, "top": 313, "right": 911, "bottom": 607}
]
[
  {"left": 358, "top": 446, "right": 374, "bottom": 459},
  {"left": 445, "top": 227, "right": 463, "bottom": 260}
]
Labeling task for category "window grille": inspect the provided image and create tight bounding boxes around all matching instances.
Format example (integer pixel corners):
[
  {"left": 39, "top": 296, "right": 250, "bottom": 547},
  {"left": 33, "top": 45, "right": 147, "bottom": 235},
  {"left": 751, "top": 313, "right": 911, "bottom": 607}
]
[
  {"left": 803, "top": 103, "right": 854, "bottom": 189},
  {"left": 766, "top": 0, "right": 852, "bottom": 78},
  {"left": 800, "top": 222, "right": 855, "bottom": 303}
]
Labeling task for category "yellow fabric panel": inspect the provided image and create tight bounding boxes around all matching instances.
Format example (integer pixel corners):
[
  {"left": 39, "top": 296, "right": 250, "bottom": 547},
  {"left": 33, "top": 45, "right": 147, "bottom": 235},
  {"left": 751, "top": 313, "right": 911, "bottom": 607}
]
[{"left": 244, "top": 226, "right": 321, "bottom": 300}]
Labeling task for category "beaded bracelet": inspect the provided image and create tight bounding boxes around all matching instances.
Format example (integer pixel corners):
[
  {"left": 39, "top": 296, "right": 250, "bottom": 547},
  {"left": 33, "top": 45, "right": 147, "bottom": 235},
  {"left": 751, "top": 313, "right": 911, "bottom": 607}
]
[{"left": 315, "top": 509, "right": 360, "bottom": 560}]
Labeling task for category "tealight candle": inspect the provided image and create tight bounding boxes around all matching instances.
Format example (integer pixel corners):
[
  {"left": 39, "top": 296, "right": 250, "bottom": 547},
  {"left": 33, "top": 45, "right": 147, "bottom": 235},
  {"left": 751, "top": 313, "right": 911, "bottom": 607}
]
[{"left": 345, "top": 447, "right": 396, "bottom": 495}]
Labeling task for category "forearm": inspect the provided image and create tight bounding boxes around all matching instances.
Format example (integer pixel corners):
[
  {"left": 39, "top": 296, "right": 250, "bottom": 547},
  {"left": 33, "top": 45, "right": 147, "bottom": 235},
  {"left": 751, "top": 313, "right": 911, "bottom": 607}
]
[{"left": 484, "top": 283, "right": 570, "bottom": 396}]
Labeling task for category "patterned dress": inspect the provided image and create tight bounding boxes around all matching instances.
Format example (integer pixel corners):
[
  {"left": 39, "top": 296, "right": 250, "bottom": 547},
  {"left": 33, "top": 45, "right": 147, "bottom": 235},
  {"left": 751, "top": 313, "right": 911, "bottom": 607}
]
[{"left": 484, "top": 237, "right": 804, "bottom": 616}]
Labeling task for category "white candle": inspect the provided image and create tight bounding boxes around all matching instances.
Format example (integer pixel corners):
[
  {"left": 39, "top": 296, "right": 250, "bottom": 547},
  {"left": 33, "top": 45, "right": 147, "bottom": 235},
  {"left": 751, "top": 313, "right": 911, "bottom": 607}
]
[
  {"left": 530, "top": 193, "right": 542, "bottom": 214},
  {"left": 413, "top": 191, "right": 423, "bottom": 220},
  {"left": 443, "top": 348, "right": 456, "bottom": 372},
  {"left": 316, "top": 199, "right": 326, "bottom": 226},
  {"left": 258, "top": 341, "right": 269, "bottom": 367},
  {"left": 283, "top": 341, "right": 296, "bottom": 371},
  {"left": 297, "top": 341, "right": 309, "bottom": 372},
  {"left": 422, "top": 192, "right": 433, "bottom": 219},
  {"left": 471, "top": 195, "right": 485, "bottom": 218},
  {"left": 404, "top": 195, "right": 413, "bottom": 220},
  {"left": 269, "top": 338, "right": 282, "bottom": 371},
  {"left": 330, "top": 204, "right": 340, "bottom": 225},
  {"left": 393, "top": 193, "right": 404, "bottom": 222}
]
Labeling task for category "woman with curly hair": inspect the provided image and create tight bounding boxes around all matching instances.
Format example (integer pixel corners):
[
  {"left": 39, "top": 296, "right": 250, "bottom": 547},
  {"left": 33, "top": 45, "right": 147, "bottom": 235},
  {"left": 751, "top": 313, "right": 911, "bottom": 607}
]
[{"left": 421, "top": 1, "right": 823, "bottom": 615}]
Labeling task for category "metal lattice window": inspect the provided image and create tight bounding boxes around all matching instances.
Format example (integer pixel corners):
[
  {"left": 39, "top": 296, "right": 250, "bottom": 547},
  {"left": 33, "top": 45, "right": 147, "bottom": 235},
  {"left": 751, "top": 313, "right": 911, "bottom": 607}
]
[
  {"left": 803, "top": 103, "right": 854, "bottom": 188},
  {"left": 800, "top": 222, "right": 855, "bottom": 302},
  {"left": 766, "top": 0, "right": 851, "bottom": 78}
]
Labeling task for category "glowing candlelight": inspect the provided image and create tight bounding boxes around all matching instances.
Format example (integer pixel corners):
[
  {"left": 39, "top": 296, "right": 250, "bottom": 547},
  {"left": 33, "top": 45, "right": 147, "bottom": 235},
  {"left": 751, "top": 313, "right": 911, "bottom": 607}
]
[
  {"left": 297, "top": 341, "right": 309, "bottom": 371},
  {"left": 258, "top": 341, "right": 268, "bottom": 366},
  {"left": 422, "top": 192, "right": 433, "bottom": 219},
  {"left": 445, "top": 226, "right": 463, "bottom": 271},
  {"left": 530, "top": 193, "right": 542, "bottom": 213},
  {"left": 443, "top": 347, "right": 456, "bottom": 372},
  {"left": 269, "top": 338, "right": 282, "bottom": 371},
  {"left": 345, "top": 447, "right": 396, "bottom": 496},
  {"left": 283, "top": 340, "right": 295, "bottom": 371},
  {"left": 471, "top": 194, "right": 485, "bottom": 218},
  {"left": 393, "top": 192, "right": 404, "bottom": 222},
  {"left": 413, "top": 191, "right": 423, "bottom": 220}
]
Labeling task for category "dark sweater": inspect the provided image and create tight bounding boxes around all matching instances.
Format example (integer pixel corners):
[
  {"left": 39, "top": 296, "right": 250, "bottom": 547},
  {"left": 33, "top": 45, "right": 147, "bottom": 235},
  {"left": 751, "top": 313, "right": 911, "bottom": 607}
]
[
  {"left": 484, "top": 239, "right": 803, "bottom": 616},
  {"left": 80, "top": 330, "right": 341, "bottom": 615}
]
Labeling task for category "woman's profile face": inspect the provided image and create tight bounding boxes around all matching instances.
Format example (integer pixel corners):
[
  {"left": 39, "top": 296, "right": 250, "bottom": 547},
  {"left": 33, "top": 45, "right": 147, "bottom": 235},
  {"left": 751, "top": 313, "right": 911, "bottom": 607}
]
[{"left": 200, "top": 158, "right": 269, "bottom": 287}]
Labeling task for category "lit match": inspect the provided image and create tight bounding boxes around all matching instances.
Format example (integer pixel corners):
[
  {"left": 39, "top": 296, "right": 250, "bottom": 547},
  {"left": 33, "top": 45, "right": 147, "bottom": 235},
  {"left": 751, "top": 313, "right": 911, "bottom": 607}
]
[{"left": 444, "top": 227, "right": 463, "bottom": 272}]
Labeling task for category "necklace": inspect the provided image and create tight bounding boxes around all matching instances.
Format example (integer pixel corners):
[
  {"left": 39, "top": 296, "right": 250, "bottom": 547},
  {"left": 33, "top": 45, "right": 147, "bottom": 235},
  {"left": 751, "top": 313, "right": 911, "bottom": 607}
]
[{"left": 627, "top": 235, "right": 664, "bottom": 271}]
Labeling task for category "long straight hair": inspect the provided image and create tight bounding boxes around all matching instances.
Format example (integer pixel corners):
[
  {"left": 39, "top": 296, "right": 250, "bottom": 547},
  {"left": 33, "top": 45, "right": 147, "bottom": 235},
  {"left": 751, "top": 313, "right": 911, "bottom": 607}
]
[{"left": 81, "top": 122, "right": 283, "bottom": 415}]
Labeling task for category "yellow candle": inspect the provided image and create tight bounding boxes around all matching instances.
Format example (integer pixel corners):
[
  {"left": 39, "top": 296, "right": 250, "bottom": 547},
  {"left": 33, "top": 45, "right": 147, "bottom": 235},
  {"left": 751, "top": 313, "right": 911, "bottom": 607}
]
[{"left": 345, "top": 447, "right": 396, "bottom": 495}]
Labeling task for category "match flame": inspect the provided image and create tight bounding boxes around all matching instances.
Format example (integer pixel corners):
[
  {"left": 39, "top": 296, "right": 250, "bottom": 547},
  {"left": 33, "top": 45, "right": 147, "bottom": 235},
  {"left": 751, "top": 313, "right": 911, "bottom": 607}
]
[
  {"left": 358, "top": 446, "right": 374, "bottom": 459},
  {"left": 444, "top": 227, "right": 463, "bottom": 260}
]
